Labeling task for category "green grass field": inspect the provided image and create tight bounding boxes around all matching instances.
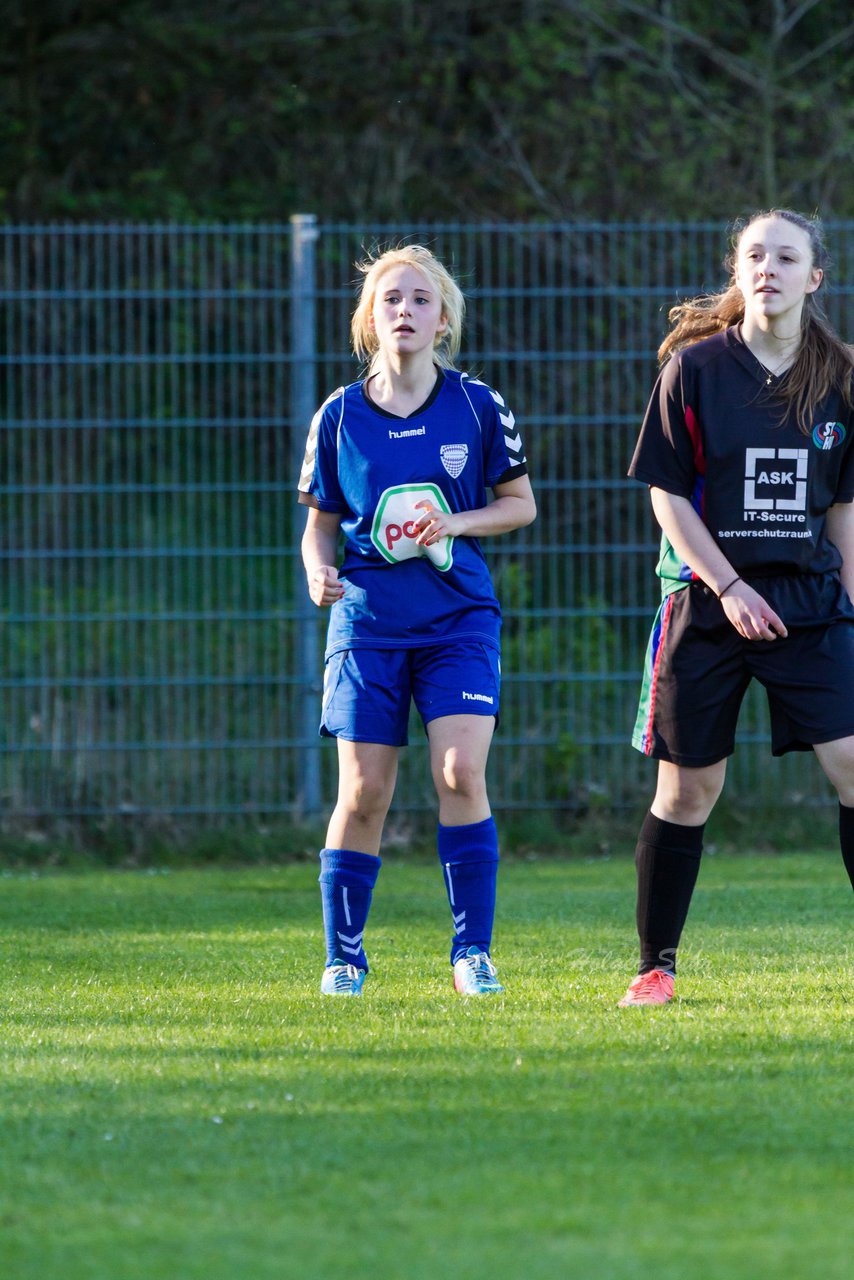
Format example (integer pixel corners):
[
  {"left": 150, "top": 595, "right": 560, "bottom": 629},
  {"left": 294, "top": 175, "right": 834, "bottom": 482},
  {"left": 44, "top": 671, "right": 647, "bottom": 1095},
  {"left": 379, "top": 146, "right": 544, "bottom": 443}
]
[{"left": 1, "top": 851, "right": 852, "bottom": 1279}]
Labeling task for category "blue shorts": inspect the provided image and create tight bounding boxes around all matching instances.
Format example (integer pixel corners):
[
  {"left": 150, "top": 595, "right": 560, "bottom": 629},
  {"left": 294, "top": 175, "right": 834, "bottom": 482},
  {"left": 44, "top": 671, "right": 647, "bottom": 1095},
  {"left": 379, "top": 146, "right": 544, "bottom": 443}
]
[{"left": 320, "top": 642, "right": 501, "bottom": 746}]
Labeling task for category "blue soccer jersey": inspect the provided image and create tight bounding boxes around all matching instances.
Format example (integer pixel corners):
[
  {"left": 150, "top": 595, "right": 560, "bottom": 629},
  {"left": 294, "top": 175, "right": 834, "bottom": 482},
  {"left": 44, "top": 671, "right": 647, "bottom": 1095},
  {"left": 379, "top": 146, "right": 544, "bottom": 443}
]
[{"left": 297, "top": 369, "right": 527, "bottom": 656}]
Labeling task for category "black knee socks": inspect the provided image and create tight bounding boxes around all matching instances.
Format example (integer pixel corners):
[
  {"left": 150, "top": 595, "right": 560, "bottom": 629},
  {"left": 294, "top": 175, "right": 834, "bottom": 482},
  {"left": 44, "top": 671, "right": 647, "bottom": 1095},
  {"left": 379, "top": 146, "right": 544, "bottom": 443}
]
[
  {"left": 635, "top": 810, "right": 704, "bottom": 976},
  {"left": 632, "top": 804, "right": 851, "bottom": 978},
  {"left": 838, "top": 803, "right": 854, "bottom": 890}
]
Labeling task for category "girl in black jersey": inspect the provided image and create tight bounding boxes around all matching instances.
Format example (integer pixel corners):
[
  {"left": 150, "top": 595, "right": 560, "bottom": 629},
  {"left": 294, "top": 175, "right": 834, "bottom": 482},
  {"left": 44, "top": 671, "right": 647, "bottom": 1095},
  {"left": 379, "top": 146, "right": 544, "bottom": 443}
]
[{"left": 620, "top": 209, "right": 854, "bottom": 1006}]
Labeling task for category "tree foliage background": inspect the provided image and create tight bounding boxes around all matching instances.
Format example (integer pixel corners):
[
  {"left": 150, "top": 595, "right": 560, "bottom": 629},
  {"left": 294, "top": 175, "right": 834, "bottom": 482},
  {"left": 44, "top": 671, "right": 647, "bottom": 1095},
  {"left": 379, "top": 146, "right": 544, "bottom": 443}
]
[{"left": 2, "top": 0, "right": 854, "bottom": 224}]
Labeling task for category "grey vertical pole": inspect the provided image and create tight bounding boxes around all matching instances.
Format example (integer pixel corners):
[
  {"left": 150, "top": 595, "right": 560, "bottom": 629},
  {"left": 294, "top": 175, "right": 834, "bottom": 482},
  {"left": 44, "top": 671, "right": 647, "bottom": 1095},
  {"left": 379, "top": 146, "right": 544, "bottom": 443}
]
[{"left": 290, "top": 214, "right": 322, "bottom": 819}]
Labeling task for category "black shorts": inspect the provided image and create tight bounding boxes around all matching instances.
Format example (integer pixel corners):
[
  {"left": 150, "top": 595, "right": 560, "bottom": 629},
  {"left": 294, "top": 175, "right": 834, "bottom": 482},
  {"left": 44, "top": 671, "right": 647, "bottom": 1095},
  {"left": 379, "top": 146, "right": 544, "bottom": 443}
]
[{"left": 633, "top": 573, "right": 854, "bottom": 766}]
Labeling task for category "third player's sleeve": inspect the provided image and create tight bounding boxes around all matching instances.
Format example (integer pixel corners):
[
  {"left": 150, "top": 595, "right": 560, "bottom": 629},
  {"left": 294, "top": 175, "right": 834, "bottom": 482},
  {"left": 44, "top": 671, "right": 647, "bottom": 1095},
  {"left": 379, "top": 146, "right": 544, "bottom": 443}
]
[{"left": 833, "top": 388, "right": 854, "bottom": 503}]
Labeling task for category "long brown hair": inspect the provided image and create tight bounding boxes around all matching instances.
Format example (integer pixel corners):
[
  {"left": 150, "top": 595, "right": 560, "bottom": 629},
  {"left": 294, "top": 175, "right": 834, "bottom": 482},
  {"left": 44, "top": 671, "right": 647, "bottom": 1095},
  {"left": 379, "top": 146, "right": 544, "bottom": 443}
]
[{"left": 659, "top": 209, "right": 854, "bottom": 433}]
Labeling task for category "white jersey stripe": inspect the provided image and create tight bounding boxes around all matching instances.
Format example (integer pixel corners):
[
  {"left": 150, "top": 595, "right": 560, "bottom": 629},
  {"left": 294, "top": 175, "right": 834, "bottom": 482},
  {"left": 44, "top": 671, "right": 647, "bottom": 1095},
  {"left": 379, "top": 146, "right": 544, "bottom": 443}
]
[{"left": 298, "top": 388, "right": 345, "bottom": 493}]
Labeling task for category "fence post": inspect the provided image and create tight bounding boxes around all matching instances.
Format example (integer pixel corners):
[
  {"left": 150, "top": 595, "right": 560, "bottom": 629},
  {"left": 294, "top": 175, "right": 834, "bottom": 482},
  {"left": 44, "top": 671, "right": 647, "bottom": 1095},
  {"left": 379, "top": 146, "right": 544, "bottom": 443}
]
[{"left": 290, "top": 213, "right": 322, "bottom": 819}]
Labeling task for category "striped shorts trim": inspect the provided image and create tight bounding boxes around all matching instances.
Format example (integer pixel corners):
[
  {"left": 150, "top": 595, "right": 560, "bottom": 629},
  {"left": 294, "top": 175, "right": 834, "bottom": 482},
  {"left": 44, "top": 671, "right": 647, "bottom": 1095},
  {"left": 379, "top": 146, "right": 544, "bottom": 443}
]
[{"left": 632, "top": 592, "right": 677, "bottom": 756}]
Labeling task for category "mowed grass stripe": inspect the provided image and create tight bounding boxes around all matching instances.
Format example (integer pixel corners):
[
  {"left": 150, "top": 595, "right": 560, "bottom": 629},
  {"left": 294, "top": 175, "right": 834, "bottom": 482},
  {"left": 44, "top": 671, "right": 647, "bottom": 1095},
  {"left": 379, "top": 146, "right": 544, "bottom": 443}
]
[{"left": 0, "top": 855, "right": 851, "bottom": 1279}]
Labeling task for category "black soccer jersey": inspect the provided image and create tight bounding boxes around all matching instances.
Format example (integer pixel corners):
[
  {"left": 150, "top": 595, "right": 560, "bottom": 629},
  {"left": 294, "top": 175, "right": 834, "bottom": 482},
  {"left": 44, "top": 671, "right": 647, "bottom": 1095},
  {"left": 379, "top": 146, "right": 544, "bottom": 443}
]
[{"left": 629, "top": 325, "right": 854, "bottom": 593}]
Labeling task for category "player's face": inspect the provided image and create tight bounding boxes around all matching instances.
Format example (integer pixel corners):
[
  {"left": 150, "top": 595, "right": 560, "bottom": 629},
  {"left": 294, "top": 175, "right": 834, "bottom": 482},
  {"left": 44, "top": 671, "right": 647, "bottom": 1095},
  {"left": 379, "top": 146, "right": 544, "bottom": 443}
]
[
  {"left": 735, "top": 216, "right": 822, "bottom": 328},
  {"left": 369, "top": 265, "right": 447, "bottom": 360}
]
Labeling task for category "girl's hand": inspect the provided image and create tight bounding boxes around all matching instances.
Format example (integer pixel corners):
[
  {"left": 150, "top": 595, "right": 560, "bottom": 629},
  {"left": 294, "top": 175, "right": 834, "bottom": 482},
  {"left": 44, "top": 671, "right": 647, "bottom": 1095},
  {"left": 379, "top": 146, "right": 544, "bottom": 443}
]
[
  {"left": 412, "top": 500, "right": 464, "bottom": 546},
  {"left": 308, "top": 565, "right": 344, "bottom": 607},
  {"left": 719, "top": 580, "right": 787, "bottom": 641}
]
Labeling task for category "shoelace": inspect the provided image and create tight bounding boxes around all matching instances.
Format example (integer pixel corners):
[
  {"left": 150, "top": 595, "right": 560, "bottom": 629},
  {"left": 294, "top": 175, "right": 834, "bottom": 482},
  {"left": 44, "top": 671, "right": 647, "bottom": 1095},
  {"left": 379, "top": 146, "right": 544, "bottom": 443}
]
[
  {"left": 329, "top": 964, "right": 361, "bottom": 992},
  {"left": 462, "top": 952, "right": 499, "bottom": 986},
  {"left": 633, "top": 970, "right": 672, "bottom": 996}
]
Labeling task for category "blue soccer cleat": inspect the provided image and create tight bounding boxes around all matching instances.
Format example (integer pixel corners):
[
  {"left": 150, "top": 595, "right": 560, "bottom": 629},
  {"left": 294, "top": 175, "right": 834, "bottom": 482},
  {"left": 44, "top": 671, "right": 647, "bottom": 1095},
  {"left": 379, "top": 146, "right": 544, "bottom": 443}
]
[
  {"left": 452, "top": 946, "right": 504, "bottom": 995},
  {"left": 320, "top": 963, "right": 367, "bottom": 996}
]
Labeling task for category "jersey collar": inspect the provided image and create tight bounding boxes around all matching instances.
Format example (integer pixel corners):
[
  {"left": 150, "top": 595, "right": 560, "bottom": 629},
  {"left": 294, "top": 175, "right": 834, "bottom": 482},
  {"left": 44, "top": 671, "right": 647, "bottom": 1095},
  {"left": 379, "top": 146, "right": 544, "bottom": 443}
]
[{"left": 362, "top": 367, "right": 445, "bottom": 420}]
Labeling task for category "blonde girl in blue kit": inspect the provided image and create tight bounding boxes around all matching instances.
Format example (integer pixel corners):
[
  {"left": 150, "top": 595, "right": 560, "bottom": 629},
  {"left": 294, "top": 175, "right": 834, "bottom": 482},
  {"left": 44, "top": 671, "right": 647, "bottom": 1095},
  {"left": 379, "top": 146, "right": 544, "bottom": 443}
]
[{"left": 297, "top": 245, "right": 536, "bottom": 995}]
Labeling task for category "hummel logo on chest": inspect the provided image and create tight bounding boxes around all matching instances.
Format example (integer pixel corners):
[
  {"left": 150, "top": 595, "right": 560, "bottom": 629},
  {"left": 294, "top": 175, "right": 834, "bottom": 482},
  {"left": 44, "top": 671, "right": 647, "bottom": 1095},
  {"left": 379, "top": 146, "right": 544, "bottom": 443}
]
[{"left": 389, "top": 426, "right": 427, "bottom": 439}]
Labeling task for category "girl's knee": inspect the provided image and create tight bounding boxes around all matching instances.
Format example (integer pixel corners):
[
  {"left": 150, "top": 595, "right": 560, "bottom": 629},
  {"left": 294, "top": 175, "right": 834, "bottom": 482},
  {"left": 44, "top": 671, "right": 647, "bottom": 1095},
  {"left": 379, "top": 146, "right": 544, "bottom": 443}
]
[
  {"left": 435, "top": 755, "right": 486, "bottom": 802},
  {"left": 338, "top": 770, "right": 393, "bottom": 820},
  {"left": 653, "top": 762, "right": 725, "bottom": 825},
  {"left": 814, "top": 737, "right": 854, "bottom": 805}
]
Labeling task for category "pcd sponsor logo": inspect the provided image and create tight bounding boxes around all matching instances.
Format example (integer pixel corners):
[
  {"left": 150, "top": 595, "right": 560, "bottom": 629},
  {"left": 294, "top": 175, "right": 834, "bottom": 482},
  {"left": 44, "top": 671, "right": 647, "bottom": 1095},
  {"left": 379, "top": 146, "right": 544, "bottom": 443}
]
[
  {"left": 370, "top": 483, "right": 454, "bottom": 571},
  {"left": 386, "top": 517, "right": 420, "bottom": 549}
]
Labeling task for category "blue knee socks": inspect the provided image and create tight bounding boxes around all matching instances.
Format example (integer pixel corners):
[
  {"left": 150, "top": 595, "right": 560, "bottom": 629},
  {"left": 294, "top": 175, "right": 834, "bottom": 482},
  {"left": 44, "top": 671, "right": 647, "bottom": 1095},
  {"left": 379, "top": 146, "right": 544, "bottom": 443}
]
[
  {"left": 318, "top": 848, "right": 381, "bottom": 971},
  {"left": 437, "top": 817, "right": 499, "bottom": 965}
]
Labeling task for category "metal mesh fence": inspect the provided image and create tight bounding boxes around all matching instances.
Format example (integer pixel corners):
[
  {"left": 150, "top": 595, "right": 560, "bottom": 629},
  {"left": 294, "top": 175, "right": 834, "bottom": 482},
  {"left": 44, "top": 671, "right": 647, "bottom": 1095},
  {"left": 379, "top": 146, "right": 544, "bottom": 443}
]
[{"left": 2, "top": 219, "right": 853, "bottom": 827}]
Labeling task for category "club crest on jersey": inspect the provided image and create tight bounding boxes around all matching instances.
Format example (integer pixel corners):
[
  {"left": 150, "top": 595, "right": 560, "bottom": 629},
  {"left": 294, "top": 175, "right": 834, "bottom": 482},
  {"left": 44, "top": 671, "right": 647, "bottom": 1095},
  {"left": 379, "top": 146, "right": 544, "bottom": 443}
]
[
  {"left": 370, "top": 483, "right": 454, "bottom": 572},
  {"left": 440, "top": 443, "right": 469, "bottom": 478},
  {"left": 812, "top": 421, "right": 846, "bottom": 451}
]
